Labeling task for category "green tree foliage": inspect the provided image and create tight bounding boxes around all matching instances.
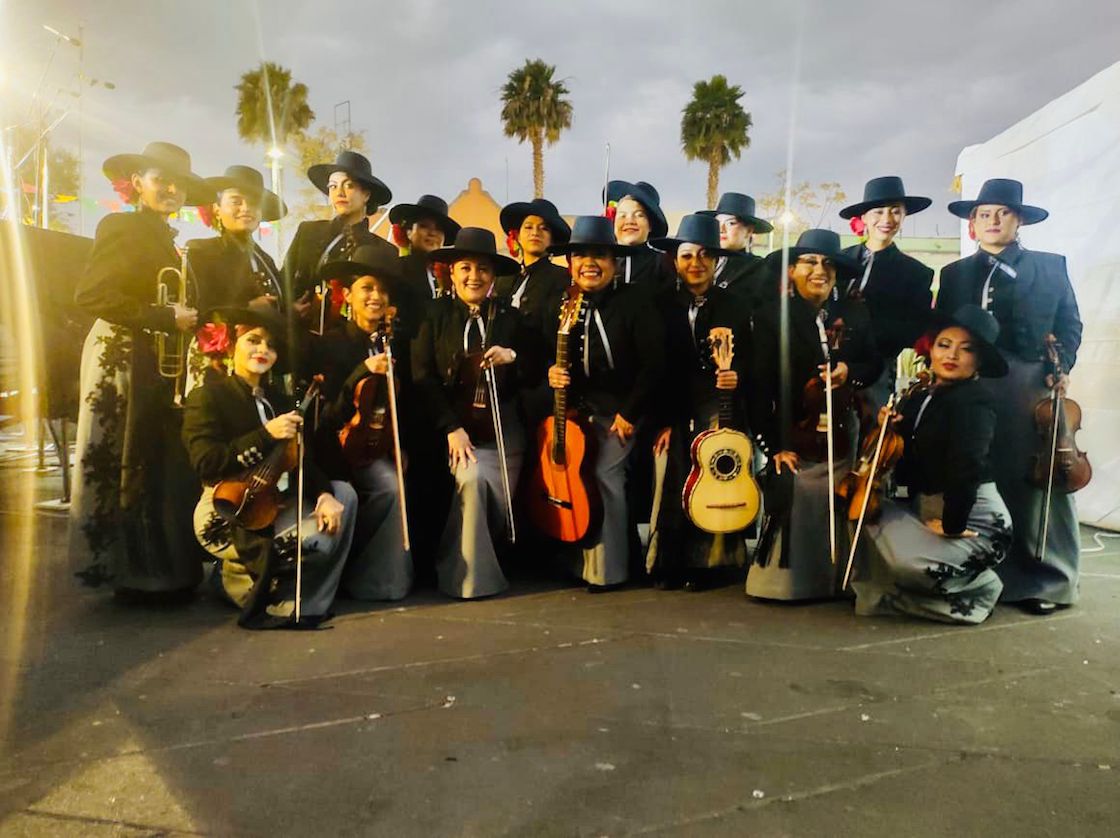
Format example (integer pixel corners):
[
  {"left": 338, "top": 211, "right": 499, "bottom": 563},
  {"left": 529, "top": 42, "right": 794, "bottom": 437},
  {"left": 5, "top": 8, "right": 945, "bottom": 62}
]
[
  {"left": 500, "top": 59, "right": 573, "bottom": 199},
  {"left": 680, "top": 75, "right": 752, "bottom": 209},
  {"left": 234, "top": 62, "right": 315, "bottom": 149}
]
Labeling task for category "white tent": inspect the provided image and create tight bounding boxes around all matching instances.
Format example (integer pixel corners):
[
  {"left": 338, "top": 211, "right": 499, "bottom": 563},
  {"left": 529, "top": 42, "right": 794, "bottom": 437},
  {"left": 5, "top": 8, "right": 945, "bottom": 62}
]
[{"left": 954, "top": 60, "right": 1120, "bottom": 531}]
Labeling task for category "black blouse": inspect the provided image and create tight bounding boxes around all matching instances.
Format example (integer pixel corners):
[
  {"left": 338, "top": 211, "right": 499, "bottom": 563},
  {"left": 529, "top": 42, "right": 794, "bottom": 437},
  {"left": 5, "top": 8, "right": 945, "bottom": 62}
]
[{"left": 894, "top": 377, "right": 997, "bottom": 535}]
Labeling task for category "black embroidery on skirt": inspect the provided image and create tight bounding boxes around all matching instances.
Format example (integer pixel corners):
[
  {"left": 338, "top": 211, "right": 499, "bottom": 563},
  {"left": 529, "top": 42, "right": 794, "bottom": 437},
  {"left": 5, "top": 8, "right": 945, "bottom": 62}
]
[{"left": 200, "top": 511, "right": 233, "bottom": 554}]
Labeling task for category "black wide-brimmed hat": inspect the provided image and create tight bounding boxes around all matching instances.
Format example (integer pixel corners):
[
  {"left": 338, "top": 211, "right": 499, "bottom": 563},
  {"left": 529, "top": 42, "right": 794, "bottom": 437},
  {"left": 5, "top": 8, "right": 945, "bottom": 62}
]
[
  {"left": 604, "top": 179, "right": 669, "bottom": 238},
  {"left": 698, "top": 192, "right": 774, "bottom": 233},
  {"left": 839, "top": 175, "right": 932, "bottom": 219},
  {"left": 651, "top": 213, "right": 736, "bottom": 257},
  {"left": 102, "top": 141, "right": 212, "bottom": 206},
  {"left": 499, "top": 198, "right": 572, "bottom": 245},
  {"left": 307, "top": 150, "right": 392, "bottom": 213},
  {"left": 206, "top": 306, "right": 289, "bottom": 355},
  {"left": 765, "top": 228, "right": 862, "bottom": 280},
  {"left": 204, "top": 165, "right": 286, "bottom": 222},
  {"left": 947, "top": 178, "right": 1048, "bottom": 225},
  {"left": 388, "top": 194, "right": 460, "bottom": 240},
  {"left": 926, "top": 304, "right": 1008, "bottom": 378},
  {"left": 549, "top": 216, "right": 637, "bottom": 257},
  {"left": 429, "top": 227, "right": 521, "bottom": 276},
  {"left": 320, "top": 243, "right": 403, "bottom": 292}
]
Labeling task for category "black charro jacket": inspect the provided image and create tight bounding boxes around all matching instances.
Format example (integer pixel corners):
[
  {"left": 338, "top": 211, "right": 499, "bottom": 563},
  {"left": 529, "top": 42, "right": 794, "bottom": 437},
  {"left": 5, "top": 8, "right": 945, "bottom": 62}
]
[
  {"left": 185, "top": 234, "right": 283, "bottom": 314},
  {"left": 840, "top": 242, "right": 934, "bottom": 359},
  {"left": 936, "top": 243, "right": 1082, "bottom": 372}
]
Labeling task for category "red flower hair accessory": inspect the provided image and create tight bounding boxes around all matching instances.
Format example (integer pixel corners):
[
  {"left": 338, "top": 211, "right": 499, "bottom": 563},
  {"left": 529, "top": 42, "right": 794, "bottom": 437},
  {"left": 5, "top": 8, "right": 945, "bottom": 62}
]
[
  {"left": 110, "top": 177, "right": 137, "bottom": 204},
  {"left": 197, "top": 203, "right": 216, "bottom": 229},
  {"left": 849, "top": 216, "right": 867, "bottom": 240},
  {"left": 604, "top": 200, "right": 618, "bottom": 223},
  {"left": 506, "top": 229, "right": 521, "bottom": 258},
  {"left": 390, "top": 223, "right": 409, "bottom": 250},
  {"left": 196, "top": 322, "right": 231, "bottom": 356},
  {"left": 912, "top": 332, "right": 933, "bottom": 360}
]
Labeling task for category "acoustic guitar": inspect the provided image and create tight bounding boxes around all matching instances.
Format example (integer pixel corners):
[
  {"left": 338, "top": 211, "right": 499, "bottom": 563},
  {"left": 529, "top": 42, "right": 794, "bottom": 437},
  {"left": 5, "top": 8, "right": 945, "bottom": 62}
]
[
  {"left": 682, "top": 327, "right": 762, "bottom": 534},
  {"left": 526, "top": 291, "right": 601, "bottom": 542}
]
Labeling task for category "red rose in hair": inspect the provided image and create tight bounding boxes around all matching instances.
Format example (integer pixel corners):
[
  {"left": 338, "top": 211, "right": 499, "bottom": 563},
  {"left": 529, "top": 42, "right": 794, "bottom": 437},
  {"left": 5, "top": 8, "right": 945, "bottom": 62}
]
[
  {"left": 390, "top": 223, "right": 409, "bottom": 248},
  {"left": 506, "top": 229, "right": 521, "bottom": 258},
  {"left": 431, "top": 260, "right": 452, "bottom": 295},
  {"left": 196, "top": 322, "right": 231, "bottom": 356},
  {"left": 849, "top": 216, "right": 866, "bottom": 238},
  {"left": 197, "top": 203, "right": 216, "bottom": 229},
  {"left": 329, "top": 278, "right": 346, "bottom": 317},
  {"left": 912, "top": 332, "right": 933, "bottom": 360},
  {"left": 110, "top": 177, "right": 137, "bottom": 204},
  {"left": 604, "top": 201, "right": 617, "bottom": 223}
]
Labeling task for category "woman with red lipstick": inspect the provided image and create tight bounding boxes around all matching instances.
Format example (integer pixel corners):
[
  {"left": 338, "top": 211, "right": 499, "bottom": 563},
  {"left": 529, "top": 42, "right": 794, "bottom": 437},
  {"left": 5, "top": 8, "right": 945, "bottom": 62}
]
[
  {"left": 497, "top": 197, "right": 572, "bottom": 331},
  {"left": 853, "top": 305, "right": 1012, "bottom": 624},
  {"left": 282, "top": 151, "right": 398, "bottom": 334},
  {"left": 746, "top": 229, "right": 882, "bottom": 601},
  {"left": 183, "top": 308, "right": 359, "bottom": 628},
  {"left": 839, "top": 177, "right": 935, "bottom": 408},
  {"left": 937, "top": 179, "right": 1083, "bottom": 616},
  {"left": 69, "top": 141, "right": 212, "bottom": 601}
]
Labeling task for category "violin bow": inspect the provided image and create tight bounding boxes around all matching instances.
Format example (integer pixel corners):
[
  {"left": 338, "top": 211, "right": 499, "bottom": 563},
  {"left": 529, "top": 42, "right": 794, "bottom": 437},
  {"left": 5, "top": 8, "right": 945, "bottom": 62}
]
[
  {"left": 1036, "top": 334, "right": 1062, "bottom": 563},
  {"left": 382, "top": 332, "right": 411, "bottom": 552},
  {"left": 816, "top": 316, "right": 838, "bottom": 565},
  {"left": 487, "top": 360, "right": 517, "bottom": 543},
  {"left": 294, "top": 417, "right": 305, "bottom": 625},
  {"left": 843, "top": 393, "right": 897, "bottom": 590}
]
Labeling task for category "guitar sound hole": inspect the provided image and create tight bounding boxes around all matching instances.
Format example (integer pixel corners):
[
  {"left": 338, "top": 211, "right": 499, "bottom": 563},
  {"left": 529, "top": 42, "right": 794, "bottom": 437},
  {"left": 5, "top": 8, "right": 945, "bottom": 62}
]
[{"left": 709, "top": 449, "right": 742, "bottom": 481}]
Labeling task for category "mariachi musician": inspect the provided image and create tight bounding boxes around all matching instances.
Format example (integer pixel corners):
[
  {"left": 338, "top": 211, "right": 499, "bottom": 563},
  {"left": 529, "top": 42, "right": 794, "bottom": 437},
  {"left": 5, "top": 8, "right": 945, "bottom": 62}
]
[
  {"left": 311, "top": 244, "right": 414, "bottom": 601},
  {"left": 646, "top": 215, "right": 751, "bottom": 590},
  {"left": 839, "top": 176, "right": 935, "bottom": 407},
  {"left": 853, "top": 305, "right": 1012, "bottom": 624},
  {"left": 389, "top": 193, "right": 460, "bottom": 317},
  {"left": 938, "top": 178, "right": 1083, "bottom": 615},
  {"left": 496, "top": 197, "right": 572, "bottom": 328},
  {"left": 182, "top": 307, "right": 358, "bottom": 627},
  {"left": 185, "top": 165, "right": 286, "bottom": 389},
  {"left": 69, "top": 141, "right": 211, "bottom": 601},
  {"left": 544, "top": 216, "right": 666, "bottom": 592},
  {"left": 746, "top": 229, "right": 882, "bottom": 602},
  {"left": 604, "top": 179, "right": 673, "bottom": 292},
  {"left": 411, "top": 228, "right": 538, "bottom": 598},
  {"left": 283, "top": 150, "right": 397, "bottom": 333},
  {"left": 699, "top": 191, "right": 775, "bottom": 312}
]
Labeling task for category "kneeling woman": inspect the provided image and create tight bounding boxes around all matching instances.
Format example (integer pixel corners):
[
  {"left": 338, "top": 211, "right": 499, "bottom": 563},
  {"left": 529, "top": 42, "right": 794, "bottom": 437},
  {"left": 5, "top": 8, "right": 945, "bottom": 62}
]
[
  {"left": 853, "top": 305, "right": 1012, "bottom": 624},
  {"left": 182, "top": 309, "right": 358, "bottom": 628}
]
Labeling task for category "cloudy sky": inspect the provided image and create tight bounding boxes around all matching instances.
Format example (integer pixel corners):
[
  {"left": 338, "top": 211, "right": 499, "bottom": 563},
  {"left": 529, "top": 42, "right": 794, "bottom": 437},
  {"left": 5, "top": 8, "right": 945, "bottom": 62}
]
[{"left": 5, "top": 0, "right": 1120, "bottom": 239}]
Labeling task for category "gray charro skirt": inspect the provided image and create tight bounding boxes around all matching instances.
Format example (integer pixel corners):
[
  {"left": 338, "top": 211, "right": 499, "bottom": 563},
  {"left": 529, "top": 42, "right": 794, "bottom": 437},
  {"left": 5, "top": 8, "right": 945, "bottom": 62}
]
[
  {"left": 979, "top": 355, "right": 1080, "bottom": 604},
  {"left": 852, "top": 483, "right": 1012, "bottom": 624}
]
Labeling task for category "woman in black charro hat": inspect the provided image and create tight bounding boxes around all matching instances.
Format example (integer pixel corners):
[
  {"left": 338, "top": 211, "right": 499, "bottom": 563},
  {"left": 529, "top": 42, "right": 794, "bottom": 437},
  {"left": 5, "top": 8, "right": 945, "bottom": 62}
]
[
  {"left": 181, "top": 307, "right": 359, "bottom": 628},
  {"left": 389, "top": 194, "right": 460, "bottom": 309},
  {"left": 604, "top": 179, "right": 674, "bottom": 293},
  {"left": 852, "top": 305, "right": 1013, "bottom": 624},
  {"left": 645, "top": 215, "right": 751, "bottom": 590},
  {"left": 282, "top": 150, "right": 398, "bottom": 335},
  {"left": 69, "top": 141, "right": 213, "bottom": 599},
  {"left": 542, "top": 216, "right": 665, "bottom": 591},
  {"left": 698, "top": 191, "right": 774, "bottom": 312},
  {"left": 184, "top": 165, "right": 288, "bottom": 391},
  {"left": 496, "top": 197, "right": 572, "bottom": 332},
  {"left": 412, "top": 228, "right": 539, "bottom": 598},
  {"left": 838, "top": 176, "right": 935, "bottom": 408},
  {"left": 937, "top": 178, "right": 1083, "bottom": 616},
  {"left": 746, "top": 229, "right": 883, "bottom": 602}
]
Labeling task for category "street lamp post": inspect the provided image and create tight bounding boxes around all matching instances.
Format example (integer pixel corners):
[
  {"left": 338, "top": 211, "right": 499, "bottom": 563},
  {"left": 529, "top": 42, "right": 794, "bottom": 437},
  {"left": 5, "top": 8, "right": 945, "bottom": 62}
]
[{"left": 267, "top": 145, "right": 284, "bottom": 255}]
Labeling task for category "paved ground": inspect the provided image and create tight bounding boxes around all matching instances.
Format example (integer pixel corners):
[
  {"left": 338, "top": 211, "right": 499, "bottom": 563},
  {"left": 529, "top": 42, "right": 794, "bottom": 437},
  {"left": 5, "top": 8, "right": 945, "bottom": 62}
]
[{"left": 1, "top": 432, "right": 1119, "bottom": 837}]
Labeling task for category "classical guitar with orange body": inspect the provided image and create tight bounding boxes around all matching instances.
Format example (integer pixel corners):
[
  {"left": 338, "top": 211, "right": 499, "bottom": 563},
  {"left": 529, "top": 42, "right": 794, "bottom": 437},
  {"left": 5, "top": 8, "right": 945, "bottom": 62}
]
[
  {"left": 682, "top": 327, "right": 762, "bottom": 533},
  {"left": 526, "top": 291, "right": 601, "bottom": 542}
]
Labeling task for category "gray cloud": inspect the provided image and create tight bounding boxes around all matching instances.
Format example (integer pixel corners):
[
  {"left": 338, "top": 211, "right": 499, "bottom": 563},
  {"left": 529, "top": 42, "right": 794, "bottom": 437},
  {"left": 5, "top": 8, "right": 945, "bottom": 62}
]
[{"left": 7, "top": 0, "right": 1119, "bottom": 240}]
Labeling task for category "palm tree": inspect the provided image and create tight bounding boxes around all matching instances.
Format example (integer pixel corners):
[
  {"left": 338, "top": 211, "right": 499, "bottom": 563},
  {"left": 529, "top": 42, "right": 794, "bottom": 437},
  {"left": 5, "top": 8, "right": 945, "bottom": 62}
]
[
  {"left": 680, "top": 75, "right": 752, "bottom": 209},
  {"left": 234, "top": 62, "right": 315, "bottom": 152},
  {"left": 500, "top": 59, "right": 573, "bottom": 199}
]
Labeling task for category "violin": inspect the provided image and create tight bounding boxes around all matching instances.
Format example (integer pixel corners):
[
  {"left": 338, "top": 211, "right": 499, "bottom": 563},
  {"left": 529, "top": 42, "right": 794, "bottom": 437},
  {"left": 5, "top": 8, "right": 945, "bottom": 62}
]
[
  {"left": 212, "top": 376, "right": 322, "bottom": 531},
  {"left": 790, "top": 316, "right": 854, "bottom": 461},
  {"left": 1030, "top": 335, "right": 1091, "bottom": 494},
  {"left": 338, "top": 309, "right": 400, "bottom": 468},
  {"left": 837, "top": 371, "right": 930, "bottom": 523},
  {"left": 453, "top": 304, "right": 499, "bottom": 443}
]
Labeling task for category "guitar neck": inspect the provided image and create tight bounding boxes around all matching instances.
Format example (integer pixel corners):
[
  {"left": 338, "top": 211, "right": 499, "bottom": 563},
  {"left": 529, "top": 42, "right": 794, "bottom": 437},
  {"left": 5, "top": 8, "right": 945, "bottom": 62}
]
[
  {"left": 553, "top": 333, "right": 569, "bottom": 461},
  {"left": 717, "top": 389, "right": 733, "bottom": 429}
]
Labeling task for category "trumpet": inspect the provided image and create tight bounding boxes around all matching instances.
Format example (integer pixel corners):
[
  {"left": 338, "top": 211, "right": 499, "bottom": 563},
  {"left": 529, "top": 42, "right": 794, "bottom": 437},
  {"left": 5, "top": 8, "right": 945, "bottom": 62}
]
[{"left": 156, "top": 245, "right": 191, "bottom": 404}]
